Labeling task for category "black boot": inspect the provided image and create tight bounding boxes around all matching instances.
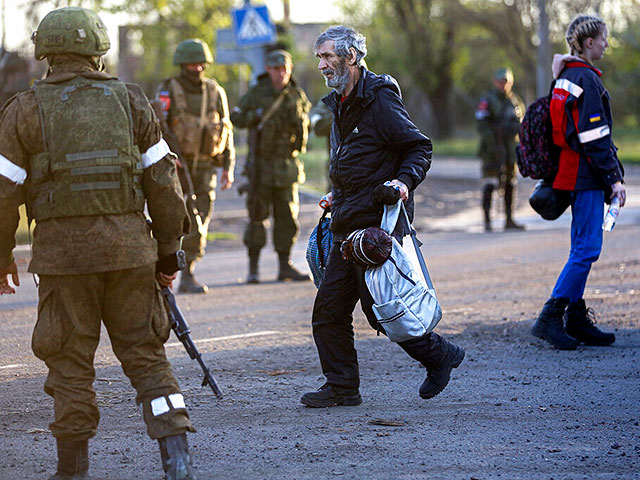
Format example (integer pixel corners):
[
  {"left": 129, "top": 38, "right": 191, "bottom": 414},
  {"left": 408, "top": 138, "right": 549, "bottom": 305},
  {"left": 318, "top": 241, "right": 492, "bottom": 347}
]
[
  {"left": 531, "top": 297, "right": 579, "bottom": 349},
  {"left": 565, "top": 300, "right": 615, "bottom": 346},
  {"left": 399, "top": 332, "right": 465, "bottom": 399},
  {"left": 247, "top": 248, "right": 260, "bottom": 284},
  {"left": 420, "top": 333, "right": 465, "bottom": 399},
  {"left": 300, "top": 383, "right": 362, "bottom": 408},
  {"left": 178, "top": 262, "right": 208, "bottom": 294},
  {"left": 482, "top": 184, "right": 493, "bottom": 232},
  {"left": 48, "top": 439, "right": 90, "bottom": 480},
  {"left": 504, "top": 183, "right": 525, "bottom": 230},
  {"left": 158, "top": 434, "right": 197, "bottom": 480},
  {"left": 277, "top": 252, "right": 310, "bottom": 282}
]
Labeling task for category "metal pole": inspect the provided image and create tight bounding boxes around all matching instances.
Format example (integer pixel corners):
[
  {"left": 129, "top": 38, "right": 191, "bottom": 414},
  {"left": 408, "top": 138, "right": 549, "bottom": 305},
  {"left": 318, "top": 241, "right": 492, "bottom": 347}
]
[
  {"left": 536, "top": 0, "right": 551, "bottom": 98},
  {"left": 1, "top": 0, "right": 6, "bottom": 51},
  {"left": 283, "top": 0, "right": 291, "bottom": 29}
]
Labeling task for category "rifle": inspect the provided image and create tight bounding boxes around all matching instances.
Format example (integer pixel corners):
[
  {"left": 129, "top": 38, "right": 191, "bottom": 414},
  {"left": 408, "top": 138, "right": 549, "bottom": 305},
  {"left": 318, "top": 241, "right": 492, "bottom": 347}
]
[
  {"left": 156, "top": 251, "right": 223, "bottom": 398},
  {"left": 150, "top": 100, "right": 206, "bottom": 237}
]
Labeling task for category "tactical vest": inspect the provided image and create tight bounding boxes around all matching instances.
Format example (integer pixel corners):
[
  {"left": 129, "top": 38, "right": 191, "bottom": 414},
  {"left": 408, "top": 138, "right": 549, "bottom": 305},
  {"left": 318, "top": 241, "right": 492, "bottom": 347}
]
[
  {"left": 168, "top": 78, "right": 229, "bottom": 160},
  {"left": 28, "top": 77, "right": 144, "bottom": 221}
]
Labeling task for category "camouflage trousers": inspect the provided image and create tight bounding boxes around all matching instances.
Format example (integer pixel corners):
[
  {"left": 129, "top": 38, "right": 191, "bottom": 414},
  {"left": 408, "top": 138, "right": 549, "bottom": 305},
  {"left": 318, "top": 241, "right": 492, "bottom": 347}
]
[
  {"left": 243, "top": 183, "right": 300, "bottom": 253},
  {"left": 182, "top": 161, "right": 217, "bottom": 264},
  {"left": 32, "top": 264, "right": 194, "bottom": 441}
]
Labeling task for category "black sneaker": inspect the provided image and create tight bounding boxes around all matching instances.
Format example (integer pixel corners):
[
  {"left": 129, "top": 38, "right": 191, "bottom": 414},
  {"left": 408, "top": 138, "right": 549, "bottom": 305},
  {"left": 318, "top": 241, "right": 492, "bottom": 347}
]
[
  {"left": 565, "top": 300, "right": 615, "bottom": 346},
  {"left": 300, "top": 384, "right": 362, "bottom": 408}
]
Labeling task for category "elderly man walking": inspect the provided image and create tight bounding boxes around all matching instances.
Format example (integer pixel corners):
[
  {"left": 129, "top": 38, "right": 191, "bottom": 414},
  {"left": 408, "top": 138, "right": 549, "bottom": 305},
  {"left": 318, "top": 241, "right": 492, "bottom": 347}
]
[{"left": 301, "top": 26, "right": 465, "bottom": 408}]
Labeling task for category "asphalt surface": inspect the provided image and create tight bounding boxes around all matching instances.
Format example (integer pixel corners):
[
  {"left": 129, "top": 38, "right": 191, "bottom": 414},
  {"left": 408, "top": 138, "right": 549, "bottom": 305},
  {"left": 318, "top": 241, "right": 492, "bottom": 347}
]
[{"left": 1, "top": 157, "right": 639, "bottom": 480}]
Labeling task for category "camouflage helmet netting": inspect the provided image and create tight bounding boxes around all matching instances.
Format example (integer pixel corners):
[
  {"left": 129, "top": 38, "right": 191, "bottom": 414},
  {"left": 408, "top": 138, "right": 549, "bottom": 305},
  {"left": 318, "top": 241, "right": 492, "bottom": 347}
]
[
  {"left": 33, "top": 7, "right": 110, "bottom": 60},
  {"left": 173, "top": 39, "right": 214, "bottom": 65}
]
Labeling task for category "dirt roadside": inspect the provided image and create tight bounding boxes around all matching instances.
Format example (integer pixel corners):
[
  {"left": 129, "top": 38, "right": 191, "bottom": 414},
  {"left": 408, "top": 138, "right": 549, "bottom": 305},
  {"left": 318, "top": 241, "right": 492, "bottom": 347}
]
[{"left": 0, "top": 162, "right": 638, "bottom": 480}]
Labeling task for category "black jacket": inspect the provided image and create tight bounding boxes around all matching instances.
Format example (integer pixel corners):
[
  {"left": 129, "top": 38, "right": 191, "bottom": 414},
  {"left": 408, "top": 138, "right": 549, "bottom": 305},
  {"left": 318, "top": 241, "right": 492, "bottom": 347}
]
[{"left": 323, "top": 68, "right": 432, "bottom": 235}]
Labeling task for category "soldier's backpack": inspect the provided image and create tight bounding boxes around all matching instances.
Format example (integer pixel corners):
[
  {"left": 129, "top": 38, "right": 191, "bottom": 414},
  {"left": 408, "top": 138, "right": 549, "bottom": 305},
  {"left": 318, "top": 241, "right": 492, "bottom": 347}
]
[{"left": 515, "top": 87, "right": 559, "bottom": 181}]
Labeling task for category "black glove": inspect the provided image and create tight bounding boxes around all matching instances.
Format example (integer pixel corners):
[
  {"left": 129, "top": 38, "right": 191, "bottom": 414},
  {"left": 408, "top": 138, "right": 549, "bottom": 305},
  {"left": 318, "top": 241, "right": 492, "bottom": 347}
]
[
  {"left": 372, "top": 183, "right": 401, "bottom": 206},
  {"left": 156, "top": 250, "right": 187, "bottom": 275}
]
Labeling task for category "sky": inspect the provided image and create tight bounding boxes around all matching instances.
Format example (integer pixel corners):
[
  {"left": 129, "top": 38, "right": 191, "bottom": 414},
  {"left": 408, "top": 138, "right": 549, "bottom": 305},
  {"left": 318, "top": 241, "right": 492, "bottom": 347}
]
[{"left": 1, "top": 0, "right": 343, "bottom": 52}]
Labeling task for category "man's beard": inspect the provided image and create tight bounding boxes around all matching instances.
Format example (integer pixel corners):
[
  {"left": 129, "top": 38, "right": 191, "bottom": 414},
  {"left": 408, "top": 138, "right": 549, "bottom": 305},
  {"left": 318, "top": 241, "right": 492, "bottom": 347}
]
[{"left": 322, "top": 58, "right": 350, "bottom": 92}]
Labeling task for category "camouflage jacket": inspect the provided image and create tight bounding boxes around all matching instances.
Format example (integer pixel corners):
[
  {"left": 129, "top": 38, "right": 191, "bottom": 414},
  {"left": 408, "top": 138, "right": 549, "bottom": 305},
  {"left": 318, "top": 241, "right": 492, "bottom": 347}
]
[
  {"left": 475, "top": 87, "right": 524, "bottom": 162},
  {"left": 0, "top": 55, "right": 189, "bottom": 274},
  {"left": 155, "top": 74, "right": 235, "bottom": 171},
  {"left": 231, "top": 73, "right": 310, "bottom": 187}
]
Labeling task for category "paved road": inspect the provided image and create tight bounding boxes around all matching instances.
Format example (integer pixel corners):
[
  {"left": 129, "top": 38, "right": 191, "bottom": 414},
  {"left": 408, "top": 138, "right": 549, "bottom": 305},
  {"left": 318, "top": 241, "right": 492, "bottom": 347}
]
[{"left": 1, "top": 157, "right": 638, "bottom": 479}]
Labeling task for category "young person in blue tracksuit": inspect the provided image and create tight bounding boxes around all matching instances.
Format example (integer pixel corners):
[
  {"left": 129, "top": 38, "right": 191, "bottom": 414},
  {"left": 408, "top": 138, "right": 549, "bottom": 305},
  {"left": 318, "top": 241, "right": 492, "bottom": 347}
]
[{"left": 531, "top": 15, "right": 626, "bottom": 350}]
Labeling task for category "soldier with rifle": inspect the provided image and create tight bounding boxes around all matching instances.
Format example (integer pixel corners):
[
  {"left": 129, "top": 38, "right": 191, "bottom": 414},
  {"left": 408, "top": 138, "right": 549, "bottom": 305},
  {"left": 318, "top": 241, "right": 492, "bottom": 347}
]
[
  {"left": 155, "top": 39, "right": 235, "bottom": 293},
  {"left": 231, "top": 49, "right": 311, "bottom": 284},
  {"left": 475, "top": 67, "right": 525, "bottom": 232},
  {"left": 0, "top": 7, "right": 197, "bottom": 479}
]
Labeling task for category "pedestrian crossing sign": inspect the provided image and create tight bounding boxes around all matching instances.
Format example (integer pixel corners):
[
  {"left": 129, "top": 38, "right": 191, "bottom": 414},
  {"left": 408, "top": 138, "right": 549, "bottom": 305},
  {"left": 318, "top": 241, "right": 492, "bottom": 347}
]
[{"left": 231, "top": 4, "right": 276, "bottom": 47}]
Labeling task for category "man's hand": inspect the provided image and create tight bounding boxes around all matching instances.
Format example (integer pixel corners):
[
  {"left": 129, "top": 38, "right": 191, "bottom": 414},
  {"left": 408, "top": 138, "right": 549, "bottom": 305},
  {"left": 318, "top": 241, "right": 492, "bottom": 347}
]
[
  {"left": 156, "top": 271, "right": 177, "bottom": 288},
  {"left": 319, "top": 191, "right": 333, "bottom": 209},
  {"left": 220, "top": 169, "right": 234, "bottom": 190},
  {"left": 611, "top": 181, "right": 626, "bottom": 207},
  {"left": 386, "top": 180, "right": 409, "bottom": 201},
  {"left": 0, "top": 261, "right": 19, "bottom": 295}
]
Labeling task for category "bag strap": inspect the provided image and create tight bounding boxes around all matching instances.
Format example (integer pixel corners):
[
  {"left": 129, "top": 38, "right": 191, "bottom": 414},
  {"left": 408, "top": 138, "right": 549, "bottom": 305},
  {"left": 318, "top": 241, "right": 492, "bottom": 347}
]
[
  {"left": 257, "top": 88, "right": 288, "bottom": 132},
  {"left": 398, "top": 201, "right": 436, "bottom": 292},
  {"left": 380, "top": 201, "right": 402, "bottom": 234}
]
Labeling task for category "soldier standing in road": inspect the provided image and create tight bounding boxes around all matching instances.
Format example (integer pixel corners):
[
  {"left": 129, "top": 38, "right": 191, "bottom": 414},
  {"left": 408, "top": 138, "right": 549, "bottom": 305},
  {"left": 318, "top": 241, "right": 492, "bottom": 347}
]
[
  {"left": 231, "top": 49, "right": 311, "bottom": 284},
  {"left": 155, "top": 39, "right": 235, "bottom": 294},
  {"left": 0, "top": 8, "right": 196, "bottom": 479},
  {"left": 476, "top": 67, "right": 525, "bottom": 231}
]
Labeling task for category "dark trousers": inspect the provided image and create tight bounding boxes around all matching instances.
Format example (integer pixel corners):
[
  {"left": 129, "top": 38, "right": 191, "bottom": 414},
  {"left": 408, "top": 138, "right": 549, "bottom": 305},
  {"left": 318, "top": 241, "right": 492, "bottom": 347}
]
[{"left": 312, "top": 242, "right": 432, "bottom": 389}]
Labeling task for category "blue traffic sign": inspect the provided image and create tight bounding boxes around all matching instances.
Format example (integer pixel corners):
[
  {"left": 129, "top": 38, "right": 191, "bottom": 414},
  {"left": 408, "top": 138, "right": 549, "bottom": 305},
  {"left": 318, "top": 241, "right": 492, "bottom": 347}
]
[{"left": 231, "top": 5, "right": 276, "bottom": 47}]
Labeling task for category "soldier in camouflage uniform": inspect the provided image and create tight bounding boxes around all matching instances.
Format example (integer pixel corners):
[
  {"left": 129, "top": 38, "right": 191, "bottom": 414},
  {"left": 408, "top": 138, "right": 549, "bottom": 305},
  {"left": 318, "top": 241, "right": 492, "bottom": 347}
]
[
  {"left": 155, "top": 39, "right": 235, "bottom": 294},
  {"left": 231, "top": 50, "right": 311, "bottom": 283},
  {"left": 0, "top": 8, "right": 196, "bottom": 480},
  {"left": 476, "top": 67, "right": 525, "bottom": 231}
]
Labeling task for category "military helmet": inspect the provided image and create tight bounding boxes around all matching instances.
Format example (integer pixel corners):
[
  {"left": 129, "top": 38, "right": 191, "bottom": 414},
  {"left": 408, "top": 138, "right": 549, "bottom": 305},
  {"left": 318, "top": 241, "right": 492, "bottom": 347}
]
[
  {"left": 173, "top": 39, "right": 213, "bottom": 65},
  {"left": 32, "top": 7, "right": 110, "bottom": 61}
]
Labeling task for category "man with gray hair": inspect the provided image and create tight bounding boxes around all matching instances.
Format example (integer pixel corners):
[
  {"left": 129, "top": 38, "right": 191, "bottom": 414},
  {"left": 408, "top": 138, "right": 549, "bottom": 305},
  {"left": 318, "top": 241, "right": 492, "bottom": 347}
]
[{"left": 301, "top": 26, "right": 465, "bottom": 408}]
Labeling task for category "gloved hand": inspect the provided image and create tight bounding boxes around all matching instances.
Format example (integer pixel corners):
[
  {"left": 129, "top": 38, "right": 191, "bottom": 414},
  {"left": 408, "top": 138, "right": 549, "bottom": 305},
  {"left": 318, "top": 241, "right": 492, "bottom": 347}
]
[{"left": 372, "top": 183, "right": 401, "bottom": 206}]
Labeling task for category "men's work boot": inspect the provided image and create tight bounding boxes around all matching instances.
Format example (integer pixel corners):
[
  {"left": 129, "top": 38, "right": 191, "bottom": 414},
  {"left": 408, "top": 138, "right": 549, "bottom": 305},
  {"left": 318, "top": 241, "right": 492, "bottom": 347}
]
[
  {"left": 178, "top": 262, "right": 208, "bottom": 294},
  {"left": 531, "top": 297, "right": 579, "bottom": 350},
  {"left": 565, "top": 300, "right": 615, "bottom": 346},
  {"left": 48, "top": 439, "right": 90, "bottom": 480},
  {"left": 415, "top": 333, "right": 465, "bottom": 399},
  {"left": 247, "top": 248, "right": 260, "bottom": 284},
  {"left": 277, "top": 252, "right": 310, "bottom": 282},
  {"left": 504, "top": 183, "right": 525, "bottom": 230},
  {"left": 300, "top": 383, "right": 362, "bottom": 408},
  {"left": 482, "top": 184, "right": 493, "bottom": 232},
  {"left": 158, "top": 434, "right": 197, "bottom": 480}
]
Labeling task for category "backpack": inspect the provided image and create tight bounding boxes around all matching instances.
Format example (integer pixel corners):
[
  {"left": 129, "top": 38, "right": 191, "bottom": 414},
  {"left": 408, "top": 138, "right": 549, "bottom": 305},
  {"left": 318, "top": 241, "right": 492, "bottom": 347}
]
[
  {"left": 364, "top": 201, "right": 442, "bottom": 343},
  {"left": 306, "top": 209, "right": 333, "bottom": 288},
  {"left": 515, "top": 87, "right": 560, "bottom": 180}
]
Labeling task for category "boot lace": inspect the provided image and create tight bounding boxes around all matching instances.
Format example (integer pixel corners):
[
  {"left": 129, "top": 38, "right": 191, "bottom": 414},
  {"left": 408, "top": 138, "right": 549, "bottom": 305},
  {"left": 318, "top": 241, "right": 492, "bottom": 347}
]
[{"left": 584, "top": 307, "right": 598, "bottom": 326}]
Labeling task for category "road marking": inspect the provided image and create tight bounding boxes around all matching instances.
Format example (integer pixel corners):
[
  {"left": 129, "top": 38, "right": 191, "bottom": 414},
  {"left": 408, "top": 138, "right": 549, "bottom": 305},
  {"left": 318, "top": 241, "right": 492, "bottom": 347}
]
[
  {"left": 166, "top": 330, "right": 279, "bottom": 348},
  {"left": 0, "top": 363, "right": 27, "bottom": 370}
]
